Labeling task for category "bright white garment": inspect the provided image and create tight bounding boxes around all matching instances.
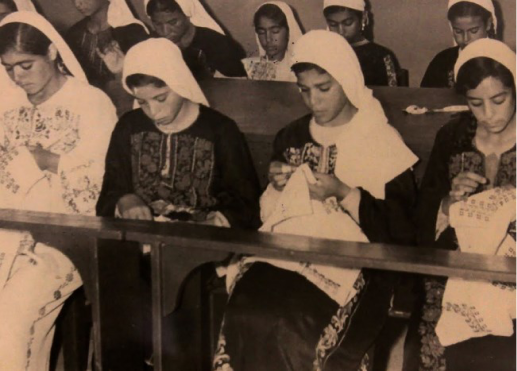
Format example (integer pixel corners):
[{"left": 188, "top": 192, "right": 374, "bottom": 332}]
[
  {"left": 436, "top": 187, "right": 517, "bottom": 346},
  {"left": 323, "top": 0, "right": 365, "bottom": 11}
]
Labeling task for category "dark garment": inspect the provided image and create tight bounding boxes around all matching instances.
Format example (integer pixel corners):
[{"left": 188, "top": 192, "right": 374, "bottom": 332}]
[
  {"left": 353, "top": 42, "right": 401, "bottom": 87},
  {"left": 215, "top": 115, "right": 417, "bottom": 370},
  {"left": 403, "top": 113, "right": 516, "bottom": 371},
  {"left": 181, "top": 27, "right": 246, "bottom": 80},
  {"left": 96, "top": 105, "right": 261, "bottom": 230},
  {"left": 420, "top": 46, "right": 459, "bottom": 88},
  {"left": 66, "top": 19, "right": 149, "bottom": 88}
]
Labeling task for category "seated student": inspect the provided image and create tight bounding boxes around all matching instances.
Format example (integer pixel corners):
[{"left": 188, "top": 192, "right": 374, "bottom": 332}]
[
  {"left": 323, "top": 0, "right": 401, "bottom": 86},
  {"left": 0, "top": 11, "right": 117, "bottom": 370},
  {"left": 65, "top": 0, "right": 149, "bottom": 96},
  {"left": 96, "top": 37, "right": 261, "bottom": 230},
  {"left": 213, "top": 30, "right": 418, "bottom": 371},
  {"left": 403, "top": 39, "right": 516, "bottom": 371},
  {"left": 420, "top": 0, "right": 496, "bottom": 88},
  {"left": 145, "top": 0, "right": 247, "bottom": 80},
  {"left": 242, "top": 1, "right": 303, "bottom": 82}
]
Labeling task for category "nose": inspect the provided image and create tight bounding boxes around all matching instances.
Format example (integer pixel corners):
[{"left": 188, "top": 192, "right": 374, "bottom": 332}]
[
  {"left": 11, "top": 66, "right": 25, "bottom": 84},
  {"left": 338, "top": 24, "right": 346, "bottom": 36},
  {"left": 483, "top": 102, "right": 495, "bottom": 120},
  {"left": 148, "top": 102, "right": 160, "bottom": 119},
  {"left": 266, "top": 30, "right": 274, "bottom": 44},
  {"left": 309, "top": 90, "right": 321, "bottom": 109}
]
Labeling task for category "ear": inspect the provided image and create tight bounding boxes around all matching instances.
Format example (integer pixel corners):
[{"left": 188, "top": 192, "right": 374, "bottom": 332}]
[
  {"left": 47, "top": 43, "right": 58, "bottom": 61},
  {"left": 486, "top": 17, "right": 493, "bottom": 32}
]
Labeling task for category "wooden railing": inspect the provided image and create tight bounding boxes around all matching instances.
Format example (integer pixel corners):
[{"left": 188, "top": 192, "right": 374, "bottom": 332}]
[{"left": 0, "top": 209, "right": 514, "bottom": 370}]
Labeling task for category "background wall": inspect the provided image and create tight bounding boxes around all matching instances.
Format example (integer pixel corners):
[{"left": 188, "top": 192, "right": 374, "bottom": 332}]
[{"left": 37, "top": 0, "right": 516, "bottom": 86}]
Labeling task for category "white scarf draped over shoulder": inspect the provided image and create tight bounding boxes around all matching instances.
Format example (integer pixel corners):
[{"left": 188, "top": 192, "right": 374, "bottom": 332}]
[
  {"left": 122, "top": 37, "right": 209, "bottom": 106},
  {"left": 144, "top": 0, "right": 224, "bottom": 34},
  {"left": 290, "top": 30, "right": 417, "bottom": 199}
]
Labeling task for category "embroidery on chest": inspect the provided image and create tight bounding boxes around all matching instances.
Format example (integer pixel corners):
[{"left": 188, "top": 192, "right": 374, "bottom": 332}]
[
  {"left": 283, "top": 143, "right": 337, "bottom": 174},
  {"left": 1, "top": 106, "right": 80, "bottom": 154}
]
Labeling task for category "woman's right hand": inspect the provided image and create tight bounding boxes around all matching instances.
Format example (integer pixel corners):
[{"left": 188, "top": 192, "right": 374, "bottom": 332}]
[
  {"left": 442, "top": 171, "right": 487, "bottom": 215},
  {"left": 116, "top": 194, "right": 153, "bottom": 220},
  {"left": 268, "top": 161, "right": 296, "bottom": 191}
]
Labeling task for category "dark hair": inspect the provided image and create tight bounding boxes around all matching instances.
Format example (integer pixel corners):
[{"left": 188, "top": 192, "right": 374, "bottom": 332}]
[
  {"left": 146, "top": 0, "right": 184, "bottom": 18},
  {"left": 0, "top": 22, "right": 51, "bottom": 56},
  {"left": 0, "top": 0, "right": 17, "bottom": 12},
  {"left": 447, "top": 1, "right": 495, "bottom": 36},
  {"left": 254, "top": 4, "right": 288, "bottom": 29},
  {"left": 323, "top": 5, "right": 362, "bottom": 21},
  {"left": 455, "top": 57, "right": 515, "bottom": 149},
  {"left": 291, "top": 62, "right": 328, "bottom": 76},
  {"left": 126, "top": 73, "right": 167, "bottom": 89}
]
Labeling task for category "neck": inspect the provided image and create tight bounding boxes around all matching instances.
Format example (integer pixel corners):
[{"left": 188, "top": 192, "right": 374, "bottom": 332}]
[
  {"left": 178, "top": 23, "right": 196, "bottom": 49},
  {"left": 351, "top": 37, "right": 368, "bottom": 47},
  {"left": 158, "top": 100, "right": 200, "bottom": 134},
  {"left": 88, "top": 2, "right": 110, "bottom": 33},
  {"left": 316, "top": 103, "right": 358, "bottom": 128},
  {"left": 475, "top": 112, "right": 516, "bottom": 155},
  {"left": 28, "top": 72, "right": 67, "bottom": 106}
]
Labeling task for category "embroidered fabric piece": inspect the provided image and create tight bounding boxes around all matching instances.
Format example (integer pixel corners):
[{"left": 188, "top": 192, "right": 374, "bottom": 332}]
[{"left": 383, "top": 54, "right": 398, "bottom": 87}]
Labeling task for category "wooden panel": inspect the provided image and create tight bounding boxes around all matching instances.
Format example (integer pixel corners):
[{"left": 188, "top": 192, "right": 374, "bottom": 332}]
[{"left": 200, "top": 79, "right": 466, "bottom": 184}]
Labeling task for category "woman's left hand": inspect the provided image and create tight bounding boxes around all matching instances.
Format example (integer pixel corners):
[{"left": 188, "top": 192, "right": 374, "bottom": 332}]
[
  {"left": 308, "top": 173, "right": 350, "bottom": 201},
  {"left": 28, "top": 144, "right": 59, "bottom": 174},
  {"left": 96, "top": 41, "right": 125, "bottom": 75}
]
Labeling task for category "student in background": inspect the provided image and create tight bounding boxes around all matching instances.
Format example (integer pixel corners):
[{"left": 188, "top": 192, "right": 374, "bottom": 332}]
[
  {"left": 242, "top": 1, "right": 303, "bottom": 82},
  {"left": 323, "top": 0, "right": 401, "bottom": 86},
  {"left": 420, "top": 0, "right": 497, "bottom": 88},
  {"left": 145, "top": 0, "right": 246, "bottom": 79}
]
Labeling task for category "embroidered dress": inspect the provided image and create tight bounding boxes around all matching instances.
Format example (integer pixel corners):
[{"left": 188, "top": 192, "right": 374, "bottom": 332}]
[
  {"left": 420, "top": 47, "right": 459, "bottom": 88},
  {"left": 353, "top": 41, "right": 401, "bottom": 87},
  {"left": 0, "top": 12, "right": 117, "bottom": 370}
]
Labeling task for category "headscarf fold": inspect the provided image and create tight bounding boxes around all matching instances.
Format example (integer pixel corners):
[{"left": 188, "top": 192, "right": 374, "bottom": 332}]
[
  {"left": 0, "top": 11, "right": 87, "bottom": 97},
  {"left": 323, "top": 0, "right": 365, "bottom": 12},
  {"left": 448, "top": 0, "right": 497, "bottom": 35},
  {"left": 291, "top": 30, "right": 417, "bottom": 198},
  {"left": 122, "top": 37, "right": 209, "bottom": 106},
  {"left": 254, "top": 1, "right": 303, "bottom": 58},
  {"left": 144, "top": 0, "right": 224, "bottom": 34},
  {"left": 454, "top": 38, "right": 516, "bottom": 81},
  {"left": 108, "top": 0, "right": 149, "bottom": 32},
  {"left": 13, "top": 0, "right": 36, "bottom": 12}
]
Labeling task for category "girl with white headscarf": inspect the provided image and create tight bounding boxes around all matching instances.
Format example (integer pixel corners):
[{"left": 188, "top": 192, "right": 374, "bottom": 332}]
[
  {"left": 404, "top": 38, "right": 516, "bottom": 371},
  {"left": 214, "top": 30, "right": 417, "bottom": 371},
  {"left": 65, "top": 0, "right": 149, "bottom": 115},
  {"left": 323, "top": 0, "right": 402, "bottom": 86},
  {"left": 0, "top": 11, "right": 117, "bottom": 370},
  {"left": 145, "top": 0, "right": 247, "bottom": 79},
  {"left": 241, "top": 1, "right": 303, "bottom": 82},
  {"left": 97, "top": 37, "right": 261, "bottom": 230},
  {"left": 421, "top": 0, "right": 497, "bottom": 88}
]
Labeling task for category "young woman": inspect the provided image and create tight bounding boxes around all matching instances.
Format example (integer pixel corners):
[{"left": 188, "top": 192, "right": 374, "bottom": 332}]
[
  {"left": 241, "top": 1, "right": 303, "bottom": 82},
  {"left": 213, "top": 30, "right": 418, "bottom": 371},
  {"left": 420, "top": 0, "right": 496, "bottom": 88},
  {"left": 145, "top": 0, "right": 247, "bottom": 80},
  {"left": 323, "top": 0, "right": 401, "bottom": 86},
  {"left": 403, "top": 38, "right": 516, "bottom": 371},
  {"left": 0, "top": 11, "right": 117, "bottom": 370},
  {"left": 96, "top": 37, "right": 261, "bottom": 230}
]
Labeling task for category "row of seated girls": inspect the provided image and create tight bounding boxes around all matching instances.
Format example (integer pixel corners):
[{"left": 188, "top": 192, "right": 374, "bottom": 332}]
[{"left": 0, "top": 0, "right": 513, "bottom": 371}]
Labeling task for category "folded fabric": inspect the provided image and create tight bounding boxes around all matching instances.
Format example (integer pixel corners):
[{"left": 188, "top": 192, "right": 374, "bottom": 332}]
[{"left": 436, "top": 188, "right": 516, "bottom": 346}]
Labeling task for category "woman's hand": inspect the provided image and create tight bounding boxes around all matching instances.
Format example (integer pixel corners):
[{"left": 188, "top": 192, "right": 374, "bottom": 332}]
[
  {"left": 96, "top": 41, "right": 125, "bottom": 75},
  {"left": 117, "top": 194, "right": 153, "bottom": 220},
  {"left": 28, "top": 145, "right": 59, "bottom": 174},
  {"left": 308, "top": 172, "right": 350, "bottom": 201},
  {"left": 442, "top": 171, "right": 487, "bottom": 215},
  {"left": 268, "top": 161, "right": 297, "bottom": 191}
]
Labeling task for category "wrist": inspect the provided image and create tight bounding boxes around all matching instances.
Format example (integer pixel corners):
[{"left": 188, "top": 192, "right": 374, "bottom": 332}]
[{"left": 335, "top": 182, "right": 351, "bottom": 201}]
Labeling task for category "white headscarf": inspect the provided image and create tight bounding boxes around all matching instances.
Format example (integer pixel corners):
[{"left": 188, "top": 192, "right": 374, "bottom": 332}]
[
  {"left": 0, "top": 11, "right": 87, "bottom": 94},
  {"left": 254, "top": 1, "right": 303, "bottom": 58},
  {"left": 454, "top": 38, "right": 516, "bottom": 81},
  {"left": 290, "top": 30, "right": 417, "bottom": 198},
  {"left": 108, "top": 0, "right": 149, "bottom": 32},
  {"left": 13, "top": 0, "right": 36, "bottom": 12},
  {"left": 323, "top": 0, "right": 365, "bottom": 12},
  {"left": 448, "top": 0, "right": 497, "bottom": 41},
  {"left": 144, "top": 0, "right": 224, "bottom": 34},
  {"left": 122, "top": 37, "right": 209, "bottom": 106}
]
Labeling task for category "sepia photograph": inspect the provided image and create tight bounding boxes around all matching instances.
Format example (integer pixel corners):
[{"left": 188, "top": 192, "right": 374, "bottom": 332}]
[{"left": 0, "top": 0, "right": 514, "bottom": 370}]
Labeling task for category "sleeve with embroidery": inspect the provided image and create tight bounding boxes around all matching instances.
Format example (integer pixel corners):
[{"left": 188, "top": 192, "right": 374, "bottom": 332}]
[{"left": 57, "top": 88, "right": 118, "bottom": 215}]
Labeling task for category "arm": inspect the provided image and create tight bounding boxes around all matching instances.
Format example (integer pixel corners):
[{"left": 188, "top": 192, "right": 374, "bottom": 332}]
[
  {"left": 420, "top": 53, "right": 447, "bottom": 88},
  {"left": 206, "top": 34, "right": 247, "bottom": 78},
  {"left": 213, "top": 121, "right": 262, "bottom": 229}
]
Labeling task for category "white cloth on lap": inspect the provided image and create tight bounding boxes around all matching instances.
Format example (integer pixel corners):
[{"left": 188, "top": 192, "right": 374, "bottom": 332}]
[{"left": 436, "top": 187, "right": 516, "bottom": 346}]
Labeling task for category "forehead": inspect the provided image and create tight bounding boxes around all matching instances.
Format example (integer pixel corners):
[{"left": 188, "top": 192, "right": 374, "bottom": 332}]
[
  {"left": 151, "top": 10, "right": 185, "bottom": 23},
  {"left": 0, "top": 49, "right": 42, "bottom": 64},
  {"left": 256, "top": 16, "right": 284, "bottom": 29},
  {"left": 132, "top": 83, "right": 171, "bottom": 99},
  {"left": 451, "top": 15, "right": 485, "bottom": 28},
  {"left": 466, "top": 76, "right": 511, "bottom": 98},
  {"left": 296, "top": 68, "right": 334, "bottom": 85},
  {"left": 325, "top": 8, "right": 359, "bottom": 22}
]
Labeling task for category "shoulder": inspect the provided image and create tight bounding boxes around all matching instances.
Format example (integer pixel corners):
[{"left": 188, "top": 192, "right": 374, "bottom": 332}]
[
  {"left": 368, "top": 42, "right": 397, "bottom": 57},
  {"left": 114, "top": 109, "right": 149, "bottom": 133},
  {"left": 198, "top": 105, "right": 241, "bottom": 132},
  {"left": 275, "top": 114, "right": 312, "bottom": 141},
  {"left": 430, "top": 47, "right": 459, "bottom": 64},
  {"left": 65, "top": 17, "right": 89, "bottom": 38},
  {"left": 67, "top": 78, "right": 114, "bottom": 107},
  {"left": 435, "top": 111, "right": 474, "bottom": 144}
]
